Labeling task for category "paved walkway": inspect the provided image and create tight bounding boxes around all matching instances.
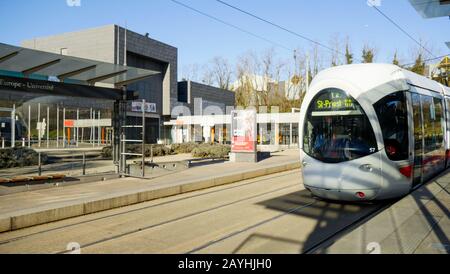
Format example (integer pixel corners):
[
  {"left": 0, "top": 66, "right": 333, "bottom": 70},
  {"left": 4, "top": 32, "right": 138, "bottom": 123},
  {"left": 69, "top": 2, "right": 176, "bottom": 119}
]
[
  {"left": 0, "top": 150, "right": 300, "bottom": 232},
  {"left": 322, "top": 170, "right": 450, "bottom": 254}
]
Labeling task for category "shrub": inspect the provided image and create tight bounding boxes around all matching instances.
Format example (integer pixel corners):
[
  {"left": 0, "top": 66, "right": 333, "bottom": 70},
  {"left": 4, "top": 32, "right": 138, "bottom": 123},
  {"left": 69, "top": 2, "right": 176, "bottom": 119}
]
[
  {"left": 171, "top": 142, "right": 198, "bottom": 154},
  {"left": 142, "top": 144, "right": 172, "bottom": 157},
  {"left": 101, "top": 146, "right": 113, "bottom": 158},
  {"left": 101, "top": 144, "right": 173, "bottom": 159},
  {"left": 0, "top": 148, "right": 48, "bottom": 169},
  {"left": 191, "top": 144, "right": 231, "bottom": 159}
]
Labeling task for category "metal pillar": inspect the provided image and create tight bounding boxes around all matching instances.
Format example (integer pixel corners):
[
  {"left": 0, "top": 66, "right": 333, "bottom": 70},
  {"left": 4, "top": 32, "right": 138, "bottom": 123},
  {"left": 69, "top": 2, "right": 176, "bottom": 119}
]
[
  {"left": 37, "top": 103, "right": 41, "bottom": 148},
  {"left": 289, "top": 123, "right": 293, "bottom": 148},
  {"left": 92, "top": 110, "right": 96, "bottom": 148},
  {"left": 11, "top": 104, "right": 15, "bottom": 148},
  {"left": 142, "top": 99, "right": 146, "bottom": 178},
  {"left": 89, "top": 108, "right": 93, "bottom": 144},
  {"left": 76, "top": 108, "right": 79, "bottom": 147},
  {"left": 62, "top": 107, "right": 66, "bottom": 148},
  {"left": 46, "top": 106, "right": 49, "bottom": 148},
  {"left": 28, "top": 104, "right": 31, "bottom": 148},
  {"left": 56, "top": 105, "right": 59, "bottom": 148},
  {"left": 98, "top": 111, "right": 101, "bottom": 147}
]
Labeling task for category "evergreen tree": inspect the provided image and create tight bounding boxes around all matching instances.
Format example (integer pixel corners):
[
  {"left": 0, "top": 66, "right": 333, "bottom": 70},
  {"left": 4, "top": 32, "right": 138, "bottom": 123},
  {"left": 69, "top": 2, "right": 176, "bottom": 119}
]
[
  {"left": 392, "top": 51, "right": 400, "bottom": 66},
  {"left": 345, "top": 43, "right": 353, "bottom": 64},
  {"left": 410, "top": 53, "right": 426, "bottom": 76},
  {"left": 362, "top": 47, "right": 374, "bottom": 63}
]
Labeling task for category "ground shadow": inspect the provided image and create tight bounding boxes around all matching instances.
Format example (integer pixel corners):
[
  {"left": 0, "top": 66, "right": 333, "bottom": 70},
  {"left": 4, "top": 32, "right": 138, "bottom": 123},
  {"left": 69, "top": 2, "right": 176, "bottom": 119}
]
[{"left": 245, "top": 189, "right": 387, "bottom": 254}]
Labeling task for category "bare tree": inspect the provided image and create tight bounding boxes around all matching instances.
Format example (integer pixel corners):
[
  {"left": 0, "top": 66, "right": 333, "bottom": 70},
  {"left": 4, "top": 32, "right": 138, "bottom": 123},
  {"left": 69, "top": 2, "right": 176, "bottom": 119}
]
[
  {"left": 201, "top": 64, "right": 215, "bottom": 86},
  {"left": 209, "top": 56, "right": 233, "bottom": 90},
  {"left": 329, "top": 34, "right": 343, "bottom": 67},
  {"left": 181, "top": 63, "right": 200, "bottom": 81}
]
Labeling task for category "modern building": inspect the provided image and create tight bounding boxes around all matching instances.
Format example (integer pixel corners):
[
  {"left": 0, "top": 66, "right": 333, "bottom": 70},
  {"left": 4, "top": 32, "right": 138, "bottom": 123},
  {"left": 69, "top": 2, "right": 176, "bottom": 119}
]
[
  {"left": 21, "top": 25, "right": 235, "bottom": 144},
  {"left": 177, "top": 80, "right": 235, "bottom": 116},
  {"left": 165, "top": 110, "right": 300, "bottom": 151}
]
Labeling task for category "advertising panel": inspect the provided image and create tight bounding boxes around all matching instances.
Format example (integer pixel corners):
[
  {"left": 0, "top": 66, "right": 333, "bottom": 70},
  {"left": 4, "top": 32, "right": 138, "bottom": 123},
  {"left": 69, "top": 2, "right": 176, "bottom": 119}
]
[{"left": 231, "top": 109, "right": 257, "bottom": 153}]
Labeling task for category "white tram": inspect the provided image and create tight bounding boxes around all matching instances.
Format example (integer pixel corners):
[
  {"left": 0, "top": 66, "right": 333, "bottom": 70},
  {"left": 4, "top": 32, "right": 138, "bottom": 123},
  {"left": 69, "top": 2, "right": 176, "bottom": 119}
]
[{"left": 299, "top": 63, "right": 450, "bottom": 201}]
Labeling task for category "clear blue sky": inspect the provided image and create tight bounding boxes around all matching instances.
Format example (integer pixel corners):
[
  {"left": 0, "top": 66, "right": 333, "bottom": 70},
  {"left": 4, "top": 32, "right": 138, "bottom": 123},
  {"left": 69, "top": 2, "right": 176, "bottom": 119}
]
[{"left": 0, "top": 0, "right": 448, "bottom": 79}]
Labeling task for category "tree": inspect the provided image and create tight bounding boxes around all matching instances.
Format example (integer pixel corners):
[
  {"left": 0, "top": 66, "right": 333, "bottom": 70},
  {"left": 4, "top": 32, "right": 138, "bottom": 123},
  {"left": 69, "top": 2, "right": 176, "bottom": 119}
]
[
  {"left": 392, "top": 51, "right": 400, "bottom": 66},
  {"left": 345, "top": 38, "right": 353, "bottom": 64},
  {"left": 409, "top": 53, "right": 426, "bottom": 76},
  {"left": 329, "top": 34, "right": 342, "bottom": 67},
  {"left": 181, "top": 63, "right": 200, "bottom": 82},
  {"left": 362, "top": 45, "right": 375, "bottom": 63},
  {"left": 203, "top": 57, "right": 233, "bottom": 90}
]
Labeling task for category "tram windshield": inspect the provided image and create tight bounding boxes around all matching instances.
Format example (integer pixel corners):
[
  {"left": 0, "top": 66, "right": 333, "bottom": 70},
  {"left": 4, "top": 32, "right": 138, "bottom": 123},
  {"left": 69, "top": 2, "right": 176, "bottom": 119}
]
[{"left": 303, "top": 88, "right": 378, "bottom": 163}]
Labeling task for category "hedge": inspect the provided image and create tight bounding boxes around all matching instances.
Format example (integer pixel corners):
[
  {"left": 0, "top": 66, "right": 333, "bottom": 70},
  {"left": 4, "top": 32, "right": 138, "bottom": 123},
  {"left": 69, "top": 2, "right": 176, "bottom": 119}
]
[
  {"left": 101, "top": 143, "right": 231, "bottom": 159},
  {"left": 0, "top": 148, "right": 48, "bottom": 169},
  {"left": 191, "top": 144, "right": 231, "bottom": 159},
  {"left": 101, "top": 144, "right": 172, "bottom": 159}
]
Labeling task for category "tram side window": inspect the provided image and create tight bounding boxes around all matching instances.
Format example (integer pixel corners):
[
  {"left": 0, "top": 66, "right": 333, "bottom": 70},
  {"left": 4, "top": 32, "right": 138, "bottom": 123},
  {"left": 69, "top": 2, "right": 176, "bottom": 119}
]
[
  {"left": 423, "top": 96, "right": 444, "bottom": 154},
  {"left": 433, "top": 98, "right": 444, "bottom": 150},
  {"left": 446, "top": 98, "right": 450, "bottom": 132},
  {"left": 374, "top": 91, "right": 409, "bottom": 161}
]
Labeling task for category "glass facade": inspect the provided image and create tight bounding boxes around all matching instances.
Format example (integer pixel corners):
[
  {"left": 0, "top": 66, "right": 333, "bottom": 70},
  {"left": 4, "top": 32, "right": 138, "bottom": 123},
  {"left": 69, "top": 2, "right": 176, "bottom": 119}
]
[{"left": 0, "top": 88, "right": 114, "bottom": 148}]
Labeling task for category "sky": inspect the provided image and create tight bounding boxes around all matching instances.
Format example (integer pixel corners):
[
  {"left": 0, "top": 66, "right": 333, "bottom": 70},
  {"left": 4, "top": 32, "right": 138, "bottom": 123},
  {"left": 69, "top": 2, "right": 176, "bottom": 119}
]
[{"left": 0, "top": 0, "right": 449, "bottom": 80}]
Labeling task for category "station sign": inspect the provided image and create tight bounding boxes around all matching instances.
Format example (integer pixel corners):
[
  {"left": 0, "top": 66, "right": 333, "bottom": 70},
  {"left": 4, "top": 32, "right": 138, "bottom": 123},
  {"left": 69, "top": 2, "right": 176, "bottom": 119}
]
[
  {"left": 231, "top": 109, "right": 257, "bottom": 153},
  {"left": 131, "top": 101, "right": 157, "bottom": 113}
]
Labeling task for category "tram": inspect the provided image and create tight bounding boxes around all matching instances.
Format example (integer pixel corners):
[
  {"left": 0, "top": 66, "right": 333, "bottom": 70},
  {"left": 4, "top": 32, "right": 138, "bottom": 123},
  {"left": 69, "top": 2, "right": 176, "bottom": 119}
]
[{"left": 299, "top": 63, "right": 450, "bottom": 201}]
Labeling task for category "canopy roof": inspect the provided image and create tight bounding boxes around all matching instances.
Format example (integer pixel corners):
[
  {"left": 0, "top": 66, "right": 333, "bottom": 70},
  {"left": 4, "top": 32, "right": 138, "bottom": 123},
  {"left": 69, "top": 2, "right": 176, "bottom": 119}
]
[
  {"left": 0, "top": 43, "right": 159, "bottom": 88},
  {"left": 408, "top": 0, "right": 450, "bottom": 18}
]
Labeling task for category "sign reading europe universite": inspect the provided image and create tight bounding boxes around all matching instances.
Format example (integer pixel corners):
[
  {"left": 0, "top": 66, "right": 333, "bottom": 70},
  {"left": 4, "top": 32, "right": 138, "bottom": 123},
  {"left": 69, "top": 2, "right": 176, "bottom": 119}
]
[
  {"left": 0, "top": 75, "right": 121, "bottom": 100},
  {"left": 231, "top": 109, "right": 257, "bottom": 153}
]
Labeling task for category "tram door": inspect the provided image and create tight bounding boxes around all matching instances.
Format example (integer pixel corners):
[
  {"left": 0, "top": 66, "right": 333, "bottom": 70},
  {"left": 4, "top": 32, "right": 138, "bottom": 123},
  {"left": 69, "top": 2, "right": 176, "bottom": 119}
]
[{"left": 411, "top": 93, "right": 424, "bottom": 187}]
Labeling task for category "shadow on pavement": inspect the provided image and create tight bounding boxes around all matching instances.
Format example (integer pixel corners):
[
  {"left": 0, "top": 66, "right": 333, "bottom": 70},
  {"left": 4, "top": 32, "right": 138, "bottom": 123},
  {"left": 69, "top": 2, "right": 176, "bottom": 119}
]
[{"left": 230, "top": 189, "right": 386, "bottom": 254}]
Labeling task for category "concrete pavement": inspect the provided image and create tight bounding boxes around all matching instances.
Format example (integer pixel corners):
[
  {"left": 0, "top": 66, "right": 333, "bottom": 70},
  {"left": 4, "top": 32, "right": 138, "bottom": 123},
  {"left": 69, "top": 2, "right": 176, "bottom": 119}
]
[
  {"left": 0, "top": 169, "right": 382, "bottom": 254},
  {"left": 0, "top": 150, "right": 300, "bottom": 233},
  {"left": 319, "top": 171, "right": 450, "bottom": 254}
]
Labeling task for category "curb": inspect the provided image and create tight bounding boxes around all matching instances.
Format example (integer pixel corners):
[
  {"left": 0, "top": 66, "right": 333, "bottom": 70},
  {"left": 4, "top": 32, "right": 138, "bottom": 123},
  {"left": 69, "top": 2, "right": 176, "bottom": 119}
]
[{"left": 0, "top": 161, "right": 301, "bottom": 233}]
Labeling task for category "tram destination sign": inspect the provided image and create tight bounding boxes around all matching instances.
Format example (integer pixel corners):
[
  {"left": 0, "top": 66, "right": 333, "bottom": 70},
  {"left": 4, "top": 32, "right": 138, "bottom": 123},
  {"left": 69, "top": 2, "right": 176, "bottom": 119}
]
[{"left": 312, "top": 90, "right": 358, "bottom": 112}]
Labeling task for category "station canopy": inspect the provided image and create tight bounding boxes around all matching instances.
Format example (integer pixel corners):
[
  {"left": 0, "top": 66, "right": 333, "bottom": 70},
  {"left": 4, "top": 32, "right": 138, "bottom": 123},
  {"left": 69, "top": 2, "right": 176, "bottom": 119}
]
[
  {"left": 408, "top": 0, "right": 450, "bottom": 18},
  {"left": 0, "top": 43, "right": 159, "bottom": 88}
]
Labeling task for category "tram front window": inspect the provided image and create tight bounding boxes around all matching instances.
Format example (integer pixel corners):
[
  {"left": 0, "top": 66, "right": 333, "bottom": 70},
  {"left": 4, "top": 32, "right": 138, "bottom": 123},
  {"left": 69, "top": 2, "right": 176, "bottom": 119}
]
[{"left": 303, "top": 88, "right": 378, "bottom": 163}]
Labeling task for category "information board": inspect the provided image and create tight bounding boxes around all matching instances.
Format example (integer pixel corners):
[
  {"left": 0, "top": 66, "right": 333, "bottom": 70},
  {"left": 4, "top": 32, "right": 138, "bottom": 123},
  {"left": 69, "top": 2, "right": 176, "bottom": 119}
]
[{"left": 231, "top": 109, "right": 257, "bottom": 153}]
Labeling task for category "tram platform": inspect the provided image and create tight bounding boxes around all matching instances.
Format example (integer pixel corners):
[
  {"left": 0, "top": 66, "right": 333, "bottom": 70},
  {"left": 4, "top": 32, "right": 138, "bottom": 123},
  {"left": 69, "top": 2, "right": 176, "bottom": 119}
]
[
  {"left": 322, "top": 170, "right": 450, "bottom": 254},
  {"left": 0, "top": 150, "right": 300, "bottom": 233}
]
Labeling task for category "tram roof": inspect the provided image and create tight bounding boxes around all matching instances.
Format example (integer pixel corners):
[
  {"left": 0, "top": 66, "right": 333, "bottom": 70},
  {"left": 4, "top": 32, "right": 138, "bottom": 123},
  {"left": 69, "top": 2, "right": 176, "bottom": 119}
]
[
  {"left": 0, "top": 43, "right": 159, "bottom": 89},
  {"left": 311, "top": 63, "right": 449, "bottom": 99}
]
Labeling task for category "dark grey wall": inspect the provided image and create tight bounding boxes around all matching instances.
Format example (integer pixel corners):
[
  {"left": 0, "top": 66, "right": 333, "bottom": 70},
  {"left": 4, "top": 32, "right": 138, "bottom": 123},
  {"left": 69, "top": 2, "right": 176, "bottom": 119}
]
[
  {"left": 117, "top": 26, "right": 178, "bottom": 116},
  {"left": 178, "top": 81, "right": 235, "bottom": 115},
  {"left": 126, "top": 52, "right": 164, "bottom": 115}
]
